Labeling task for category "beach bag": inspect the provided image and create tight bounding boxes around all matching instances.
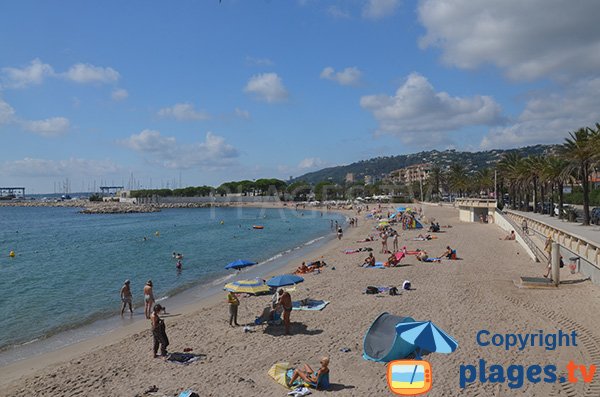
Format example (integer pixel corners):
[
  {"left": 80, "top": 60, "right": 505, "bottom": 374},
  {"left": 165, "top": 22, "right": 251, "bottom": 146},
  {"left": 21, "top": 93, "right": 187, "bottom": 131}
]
[
  {"left": 366, "top": 286, "right": 379, "bottom": 295},
  {"left": 402, "top": 280, "right": 411, "bottom": 290},
  {"left": 450, "top": 250, "right": 457, "bottom": 260},
  {"left": 389, "top": 287, "right": 399, "bottom": 296}
]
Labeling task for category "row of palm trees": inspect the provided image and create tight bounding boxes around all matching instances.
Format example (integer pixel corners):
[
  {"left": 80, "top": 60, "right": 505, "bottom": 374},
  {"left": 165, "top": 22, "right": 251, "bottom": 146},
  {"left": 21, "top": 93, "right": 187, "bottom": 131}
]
[{"left": 425, "top": 124, "right": 600, "bottom": 225}]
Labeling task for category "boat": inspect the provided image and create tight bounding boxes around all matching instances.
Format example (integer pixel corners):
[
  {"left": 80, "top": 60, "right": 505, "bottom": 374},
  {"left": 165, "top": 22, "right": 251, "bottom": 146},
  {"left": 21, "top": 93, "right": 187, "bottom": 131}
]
[{"left": 252, "top": 225, "right": 264, "bottom": 229}]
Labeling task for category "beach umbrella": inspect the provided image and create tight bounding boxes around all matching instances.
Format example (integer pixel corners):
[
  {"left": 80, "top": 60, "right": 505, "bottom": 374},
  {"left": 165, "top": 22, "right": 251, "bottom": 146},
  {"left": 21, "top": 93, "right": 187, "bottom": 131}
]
[
  {"left": 266, "top": 274, "right": 304, "bottom": 288},
  {"left": 224, "top": 279, "right": 271, "bottom": 295},
  {"left": 395, "top": 321, "right": 458, "bottom": 359},
  {"left": 225, "top": 259, "right": 257, "bottom": 270}
]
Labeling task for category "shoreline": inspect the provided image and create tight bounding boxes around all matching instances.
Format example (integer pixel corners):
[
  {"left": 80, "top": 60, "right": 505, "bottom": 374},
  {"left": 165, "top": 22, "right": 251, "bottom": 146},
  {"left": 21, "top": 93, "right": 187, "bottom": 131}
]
[
  {"left": 0, "top": 205, "right": 349, "bottom": 386},
  {"left": 6, "top": 203, "right": 600, "bottom": 396}
]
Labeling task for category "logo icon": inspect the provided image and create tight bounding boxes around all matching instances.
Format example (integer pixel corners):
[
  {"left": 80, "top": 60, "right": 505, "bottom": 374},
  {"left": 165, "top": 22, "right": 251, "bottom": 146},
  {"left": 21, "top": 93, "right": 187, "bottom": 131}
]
[{"left": 387, "top": 360, "right": 432, "bottom": 395}]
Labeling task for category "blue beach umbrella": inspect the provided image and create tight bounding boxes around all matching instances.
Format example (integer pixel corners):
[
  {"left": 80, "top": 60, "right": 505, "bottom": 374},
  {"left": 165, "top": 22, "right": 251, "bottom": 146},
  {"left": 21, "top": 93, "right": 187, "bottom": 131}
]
[
  {"left": 395, "top": 321, "right": 458, "bottom": 359},
  {"left": 225, "top": 259, "right": 257, "bottom": 270},
  {"left": 266, "top": 274, "right": 304, "bottom": 288}
]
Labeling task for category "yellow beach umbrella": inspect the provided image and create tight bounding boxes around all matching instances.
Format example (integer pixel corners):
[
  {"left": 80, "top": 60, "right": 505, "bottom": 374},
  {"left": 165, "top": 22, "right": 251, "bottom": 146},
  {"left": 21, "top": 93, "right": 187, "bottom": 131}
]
[{"left": 224, "top": 279, "right": 271, "bottom": 295}]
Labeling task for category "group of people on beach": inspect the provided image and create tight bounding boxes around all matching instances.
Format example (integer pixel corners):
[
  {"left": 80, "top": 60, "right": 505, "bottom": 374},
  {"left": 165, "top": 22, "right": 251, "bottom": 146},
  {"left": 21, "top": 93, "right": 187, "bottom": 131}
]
[
  {"left": 119, "top": 279, "right": 157, "bottom": 319},
  {"left": 226, "top": 286, "right": 293, "bottom": 335}
]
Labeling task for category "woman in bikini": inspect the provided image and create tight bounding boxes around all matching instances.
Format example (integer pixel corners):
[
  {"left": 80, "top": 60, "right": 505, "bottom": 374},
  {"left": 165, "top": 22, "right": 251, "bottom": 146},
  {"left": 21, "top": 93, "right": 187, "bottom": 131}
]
[
  {"left": 144, "top": 280, "right": 155, "bottom": 319},
  {"left": 288, "top": 357, "right": 330, "bottom": 388}
]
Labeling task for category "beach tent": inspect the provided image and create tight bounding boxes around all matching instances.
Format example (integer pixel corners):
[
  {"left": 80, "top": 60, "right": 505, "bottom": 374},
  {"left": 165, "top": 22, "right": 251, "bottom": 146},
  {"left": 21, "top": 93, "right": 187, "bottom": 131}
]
[{"left": 363, "top": 312, "right": 416, "bottom": 362}]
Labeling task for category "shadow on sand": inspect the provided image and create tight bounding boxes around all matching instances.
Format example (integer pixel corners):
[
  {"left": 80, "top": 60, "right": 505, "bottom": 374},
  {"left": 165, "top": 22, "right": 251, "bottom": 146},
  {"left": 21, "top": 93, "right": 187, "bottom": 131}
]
[{"left": 263, "top": 322, "right": 323, "bottom": 336}]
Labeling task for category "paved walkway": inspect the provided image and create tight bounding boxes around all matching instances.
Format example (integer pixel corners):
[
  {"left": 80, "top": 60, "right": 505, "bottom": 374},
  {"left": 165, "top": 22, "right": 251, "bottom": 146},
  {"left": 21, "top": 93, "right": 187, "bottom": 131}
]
[{"left": 510, "top": 209, "right": 600, "bottom": 246}]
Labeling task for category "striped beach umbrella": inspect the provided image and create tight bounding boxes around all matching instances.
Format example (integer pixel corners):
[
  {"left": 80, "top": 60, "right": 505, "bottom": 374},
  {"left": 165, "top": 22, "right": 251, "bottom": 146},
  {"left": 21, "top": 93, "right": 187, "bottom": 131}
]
[
  {"left": 224, "top": 279, "right": 271, "bottom": 295},
  {"left": 395, "top": 321, "right": 458, "bottom": 359}
]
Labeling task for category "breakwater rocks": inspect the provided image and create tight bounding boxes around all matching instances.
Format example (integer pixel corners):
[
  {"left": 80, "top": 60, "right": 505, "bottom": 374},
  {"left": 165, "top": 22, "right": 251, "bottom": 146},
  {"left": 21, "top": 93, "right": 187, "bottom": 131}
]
[{"left": 0, "top": 200, "right": 232, "bottom": 214}]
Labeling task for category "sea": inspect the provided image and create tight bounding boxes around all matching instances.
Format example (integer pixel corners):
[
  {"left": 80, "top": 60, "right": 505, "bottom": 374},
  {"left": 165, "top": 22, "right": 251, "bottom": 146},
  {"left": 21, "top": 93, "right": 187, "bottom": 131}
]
[{"left": 0, "top": 205, "right": 344, "bottom": 364}]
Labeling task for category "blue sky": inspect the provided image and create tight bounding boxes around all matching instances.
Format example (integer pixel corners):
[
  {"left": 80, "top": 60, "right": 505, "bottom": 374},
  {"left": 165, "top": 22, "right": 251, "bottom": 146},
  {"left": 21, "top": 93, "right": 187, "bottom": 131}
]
[{"left": 2, "top": 0, "right": 600, "bottom": 193}]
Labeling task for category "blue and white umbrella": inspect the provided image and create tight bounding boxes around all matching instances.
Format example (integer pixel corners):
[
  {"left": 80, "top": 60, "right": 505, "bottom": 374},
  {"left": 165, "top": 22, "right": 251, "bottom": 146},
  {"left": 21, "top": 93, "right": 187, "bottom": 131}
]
[
  {"left": 395, "top": 321, "right": 458, "bottom": 359},
  {"left": 225, "top": 259, "right": 257, "bottom": 270},
  {"left": 266, "top": 274, "right": 304, "bottom": 288}
]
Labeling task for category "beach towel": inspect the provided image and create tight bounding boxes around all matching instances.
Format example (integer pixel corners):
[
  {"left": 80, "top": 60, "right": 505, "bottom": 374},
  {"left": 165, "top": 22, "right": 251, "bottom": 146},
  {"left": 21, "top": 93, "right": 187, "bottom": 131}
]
[
  {"left": 178, "top": 391, "right": 200, "bottom": 397},
  {"left": 166, "top": 352, "right": 204, "bottom": 365},
  {"left": 292, "top": 300, "right": 329, "bottom": 311},
  {"left": 422, "top": 257, "right": 441, "bottom": 262}
]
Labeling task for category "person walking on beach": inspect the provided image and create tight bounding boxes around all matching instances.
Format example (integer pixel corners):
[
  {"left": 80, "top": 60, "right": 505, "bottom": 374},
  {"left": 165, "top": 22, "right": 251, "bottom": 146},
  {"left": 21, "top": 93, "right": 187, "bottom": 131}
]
[
  {"left": 144, "top": 280, "right": 155, "bottom": 319},
  {"left": 337, "top": 226, "right": 343, "bottom": 240},
  {"left": 150, "top": 304, "right": 169, "bottom": 357},
  {"left": 392, "top": 230, "right": 399, "bottom": 252},
  {"left": 120, "top": 279, "right": 133, "bottom": 316},
  {"left": 227, "top": 290, "right": 240, "bottom": 326},
  {"left": 277, "top": 289, "right": 293, "bottom": 335}
]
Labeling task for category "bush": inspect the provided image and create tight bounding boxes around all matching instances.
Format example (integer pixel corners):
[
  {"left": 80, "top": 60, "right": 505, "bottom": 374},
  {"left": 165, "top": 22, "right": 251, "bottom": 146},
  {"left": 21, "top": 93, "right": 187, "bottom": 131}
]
[{"left": 89, "top": 193, "right": 103, "bottom": 202}]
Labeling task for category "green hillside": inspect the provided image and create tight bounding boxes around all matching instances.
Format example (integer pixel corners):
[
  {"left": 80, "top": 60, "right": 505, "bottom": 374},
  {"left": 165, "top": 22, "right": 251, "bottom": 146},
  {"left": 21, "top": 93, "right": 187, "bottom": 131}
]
[{"left": 292, "top": 145, "right": 556, "bottom": 184}]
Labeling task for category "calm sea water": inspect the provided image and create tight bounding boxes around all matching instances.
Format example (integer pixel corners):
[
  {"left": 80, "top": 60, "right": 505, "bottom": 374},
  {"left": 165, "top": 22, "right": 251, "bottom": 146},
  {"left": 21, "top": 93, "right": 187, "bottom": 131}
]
[{"left": 0, "top": 206, "right": 343, "bottom": 351}]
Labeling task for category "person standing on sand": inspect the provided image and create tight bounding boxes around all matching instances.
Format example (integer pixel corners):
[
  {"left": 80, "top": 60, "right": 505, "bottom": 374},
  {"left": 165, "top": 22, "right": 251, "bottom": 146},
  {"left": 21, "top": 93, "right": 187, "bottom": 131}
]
[
  {"left": 120, "top": 280, "right": 133, "bottom": 316},
  {"left": 277, "top": 289, "right": 293, "bottom": 335},
  {"left": 150, "top": 304, "right": 169, "bottom": 357},
  {"left": 337, "top": 226, "right": 343, "bottom": 240},
  {"left": 227, "top": 290, "right": 240, "bottom": 326},
  {"left": 144, "top": 280, "right": 155, "bottom": 319},
  {"left": 392, "top": 230, "right": 399, "bottom": 252}
]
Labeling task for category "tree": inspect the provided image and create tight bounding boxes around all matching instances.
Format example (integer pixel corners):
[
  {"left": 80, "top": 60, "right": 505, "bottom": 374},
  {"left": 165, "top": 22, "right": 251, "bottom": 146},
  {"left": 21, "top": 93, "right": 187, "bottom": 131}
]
[
  {"left": 560, "top": 127, "right": 597, "bottom": 225},
  {"left": 447, "top": 163, "right": 468, "bottom": 197}
]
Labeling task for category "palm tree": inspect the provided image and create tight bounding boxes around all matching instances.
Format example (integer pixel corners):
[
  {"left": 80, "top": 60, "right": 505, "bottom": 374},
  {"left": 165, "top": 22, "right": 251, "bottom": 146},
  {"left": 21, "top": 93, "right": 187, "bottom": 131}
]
[
  {"left": 448, "top": 163, "right": 469, "bottom": 198},
  {"left": 560, "top": 127, "right": 597, "bottom": 225},
  {"left": 497, "top": 152, "right": 523, "bottom": 209},
  {"left": 475, "top": 168, "right": 494, "bottom": 197},
  {"left": 544, "top": 156, "right": 571, "bottom": 219}
]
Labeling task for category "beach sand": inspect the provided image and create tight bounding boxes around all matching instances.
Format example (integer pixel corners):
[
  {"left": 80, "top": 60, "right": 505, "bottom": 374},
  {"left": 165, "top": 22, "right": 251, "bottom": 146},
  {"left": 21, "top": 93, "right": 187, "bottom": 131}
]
[{"left": 2, "top": 204, "right": 600, "bottom": 396}]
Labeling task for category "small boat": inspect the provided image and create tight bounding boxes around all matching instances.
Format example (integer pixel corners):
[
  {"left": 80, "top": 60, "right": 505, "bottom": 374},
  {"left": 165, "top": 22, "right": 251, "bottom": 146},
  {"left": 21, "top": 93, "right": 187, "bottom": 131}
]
[{"left": 252, "top": 225, "right": 264, "bottom": 229}]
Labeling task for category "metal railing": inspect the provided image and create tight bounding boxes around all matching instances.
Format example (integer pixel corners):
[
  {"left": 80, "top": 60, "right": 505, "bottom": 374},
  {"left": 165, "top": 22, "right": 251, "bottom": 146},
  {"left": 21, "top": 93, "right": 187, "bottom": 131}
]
[
  {"left": 500, "top": 210, "right": 547, "bottom": 263},
  {"left": 504, "top": 210, "right": 600, "bottom": 273}
]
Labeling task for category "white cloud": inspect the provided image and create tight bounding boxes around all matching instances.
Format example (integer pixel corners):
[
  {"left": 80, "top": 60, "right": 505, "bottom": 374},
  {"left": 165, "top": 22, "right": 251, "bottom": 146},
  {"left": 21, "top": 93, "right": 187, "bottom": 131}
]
[
  {"left": 362, "top": 0, "right": 400, "bottom": 19},
  {"left": 234, "top": 107, "right": 251, "bottom": 119},
  {"left": 328, "top": 6, "right": 351, "bottom": 19},
  {"left": 320, "top": 66, "right": 362, "bottom": 86},
  {"left": 0, "top": 157, "right": 121, "bottom": 177},
  {"left": 418, "top": 0, "right": 600, "bottom": 81},
  {"left": 21, "top": 117, "right": 70, "bottom": 137},
  {"left": 480, "top": 77, "right": 600, "bottom": 149},
  {"left": 120, "top": 130, "right": 239, "bottom": 170},
  {"left": 245, "top": 56, "right": 274, "bottom": 67},
  {"left": 1, "top": 59, "right": 54, "bottom": 88},
  {"left": 298, "top": 157, "right": 325, "bottom": 170},
  {"left": 120, "top": 129, "right": 176, "bottom": 152},
  {"left": 64, "top": 63, "right": 120, "bottom": 83},
  {"left": 244, "top": 73, "right": 289, "bottom": 103},
  {"left": 157, "top": 103, "right": 210, "bottom": 121},
  {"left": 0, "top": 97, "right": 16, "bottom": 124},
  {"left": 111, "top": 88, "right": 128, "bottom": 101},
  {"left": 360, "top": 72, "right": 502, "bottom": 143}
]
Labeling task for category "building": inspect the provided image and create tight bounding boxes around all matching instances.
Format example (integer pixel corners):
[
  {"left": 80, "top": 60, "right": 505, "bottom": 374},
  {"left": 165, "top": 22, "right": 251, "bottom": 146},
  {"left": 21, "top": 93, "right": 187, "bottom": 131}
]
[
  {"left": 388, "top": 163, "right": 432, "bottom": 185},
  {"left": 345, "top": 173, "right": 355, "bottom": 183}
]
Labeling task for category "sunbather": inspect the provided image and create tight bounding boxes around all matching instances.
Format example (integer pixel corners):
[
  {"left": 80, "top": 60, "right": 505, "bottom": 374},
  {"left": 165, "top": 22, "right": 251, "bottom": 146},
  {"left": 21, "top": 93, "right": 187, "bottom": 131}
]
[
  {"left": 385, "top": 254, "right": 399, "bottom": 267},
  {"left": 441, "top": 246, "right": 453, "bottom": 259},
  {"left": 356, "top": 236, "right": 374, "bottom": 242},
  {"left": 416, "top": 250, "right": 441, "bottom": 263},
  {"left": 296, "top": 262, "right": 310, "bottom": 273},
  {"left": 363, "top": 252, "right": 376, "bottom": 267},
  {"left": 500, "top": 230, "right": 516, "bottom": 240},
  {"left": 288, "top": 357, "right": 330, "bottom": 389}
]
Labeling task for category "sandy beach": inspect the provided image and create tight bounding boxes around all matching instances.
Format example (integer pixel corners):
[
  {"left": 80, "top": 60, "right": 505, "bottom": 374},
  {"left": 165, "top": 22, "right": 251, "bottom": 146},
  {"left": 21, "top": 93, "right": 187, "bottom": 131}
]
[{"left": 2, "top": 204, "right": 600, "bottom": 396}]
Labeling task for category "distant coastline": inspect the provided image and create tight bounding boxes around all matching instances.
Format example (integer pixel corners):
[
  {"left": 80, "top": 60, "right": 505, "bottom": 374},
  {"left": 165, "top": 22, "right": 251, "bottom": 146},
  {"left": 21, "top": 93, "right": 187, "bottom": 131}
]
[{"left": 0, "top": 199, "right": 286, "bottom": 214}]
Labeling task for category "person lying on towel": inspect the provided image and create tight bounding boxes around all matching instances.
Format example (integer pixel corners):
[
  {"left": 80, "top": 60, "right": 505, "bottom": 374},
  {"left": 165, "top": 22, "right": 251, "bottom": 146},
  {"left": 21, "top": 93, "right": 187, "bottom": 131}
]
[{"left": 416, "top": 250, "right": 441, "bottom": 263}]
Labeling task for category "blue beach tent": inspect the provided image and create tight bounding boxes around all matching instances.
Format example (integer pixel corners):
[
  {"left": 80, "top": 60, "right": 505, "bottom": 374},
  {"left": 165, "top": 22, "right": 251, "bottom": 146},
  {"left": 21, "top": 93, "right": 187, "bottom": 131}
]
[{"left": 363, "top": 312, "right": 416, "bottom": 362}]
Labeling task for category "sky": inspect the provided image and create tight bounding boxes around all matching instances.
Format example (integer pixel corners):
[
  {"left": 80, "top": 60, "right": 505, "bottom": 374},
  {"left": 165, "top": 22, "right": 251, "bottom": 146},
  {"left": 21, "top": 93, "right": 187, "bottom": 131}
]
[{"left": 1, "top": 0, "right": 600, "bottom": 194}]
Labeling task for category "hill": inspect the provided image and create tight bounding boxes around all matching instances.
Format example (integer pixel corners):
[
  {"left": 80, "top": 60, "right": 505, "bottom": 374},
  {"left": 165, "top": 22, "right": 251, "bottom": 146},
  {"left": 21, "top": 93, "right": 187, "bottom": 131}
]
[{"left": 292, "top": 145, "right": 556, "bottom": 185}]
